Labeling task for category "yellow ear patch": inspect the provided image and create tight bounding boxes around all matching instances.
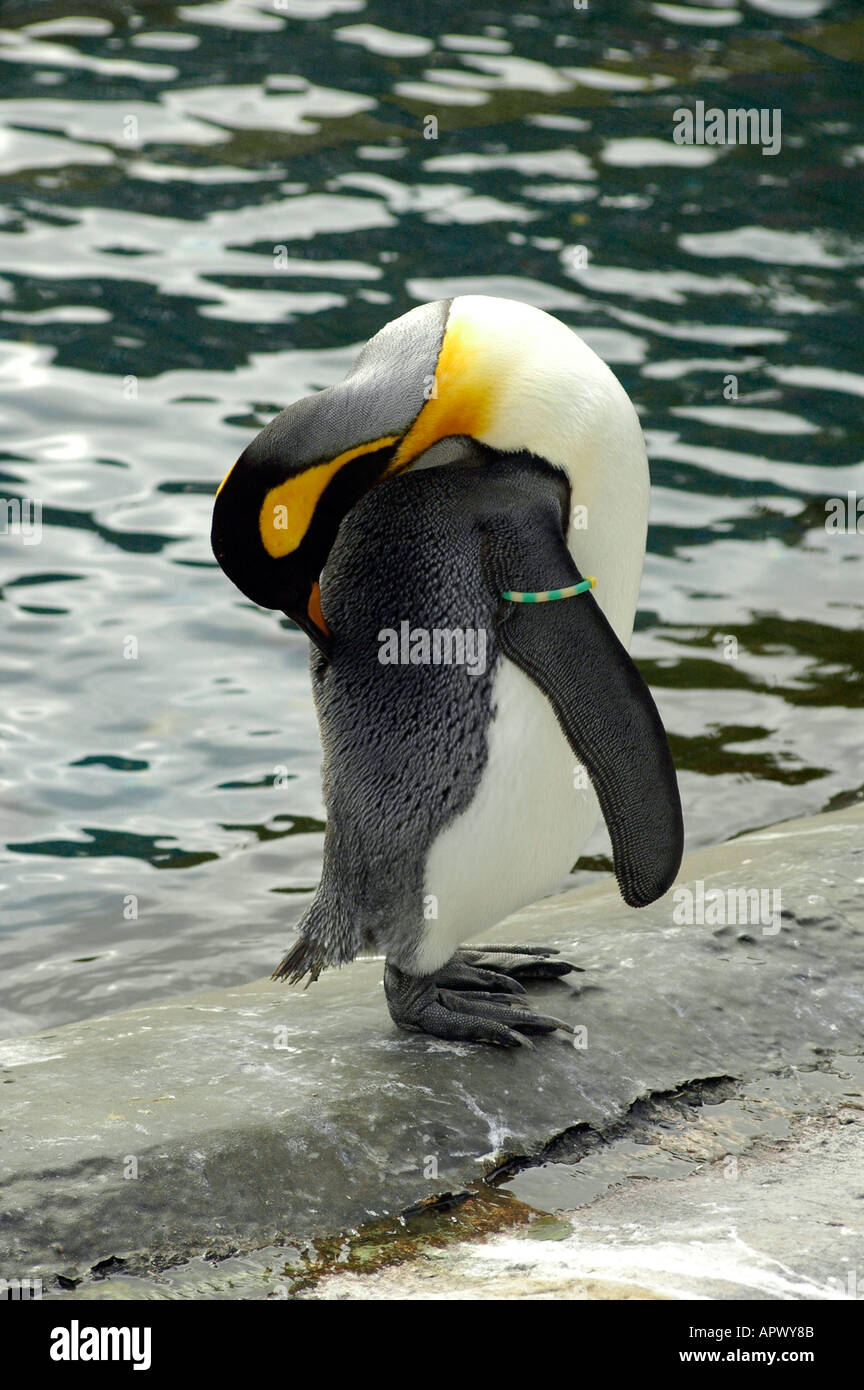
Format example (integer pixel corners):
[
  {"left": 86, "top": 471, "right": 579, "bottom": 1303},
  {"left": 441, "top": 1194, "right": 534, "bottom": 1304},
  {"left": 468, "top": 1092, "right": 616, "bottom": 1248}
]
[
  {"left": 388, "top": 310, "right": 498, "bottom": 474},
  {"left": 259, "top": 436, "right": 400, "bottom": 558},
  {"left": 253, "top": 308, "right": 502, "bottom": 558}
]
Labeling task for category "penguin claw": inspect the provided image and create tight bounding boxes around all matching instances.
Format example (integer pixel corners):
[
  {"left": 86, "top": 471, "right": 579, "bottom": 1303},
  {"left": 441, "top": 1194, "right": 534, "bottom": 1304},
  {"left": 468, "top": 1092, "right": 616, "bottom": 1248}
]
[
  {"left": 454, "top": 944, "right": 583, "bottom": 980},
  {"left": 384, "top": 960, "right": 574, "bottom": 1049},
  {"left": 440, "top": 989, "right": 574, "bottom": 1037},
  {"left": 434, "top": 960, "right": 527, "bottom": 995}
]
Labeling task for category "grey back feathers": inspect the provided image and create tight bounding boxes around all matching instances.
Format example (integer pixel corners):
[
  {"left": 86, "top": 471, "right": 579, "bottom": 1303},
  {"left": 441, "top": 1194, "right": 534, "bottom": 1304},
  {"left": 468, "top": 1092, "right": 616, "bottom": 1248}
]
[{"left": 282, "top": 458, "right": 502, "bottom": 980}]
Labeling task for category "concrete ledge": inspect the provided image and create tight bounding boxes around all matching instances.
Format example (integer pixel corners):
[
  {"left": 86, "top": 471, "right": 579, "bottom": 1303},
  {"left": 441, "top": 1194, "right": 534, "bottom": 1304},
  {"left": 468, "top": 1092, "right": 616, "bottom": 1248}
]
[{"left": 1, "top": 806, "right": 862, "bottom": 1283}]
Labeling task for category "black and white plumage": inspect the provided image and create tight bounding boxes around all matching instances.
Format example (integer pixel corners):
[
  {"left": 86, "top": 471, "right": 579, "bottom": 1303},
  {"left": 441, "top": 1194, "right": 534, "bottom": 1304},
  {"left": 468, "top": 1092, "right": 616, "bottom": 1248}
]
[{"left": 211, "top": 296, "right": 683, "bottom": 1046}]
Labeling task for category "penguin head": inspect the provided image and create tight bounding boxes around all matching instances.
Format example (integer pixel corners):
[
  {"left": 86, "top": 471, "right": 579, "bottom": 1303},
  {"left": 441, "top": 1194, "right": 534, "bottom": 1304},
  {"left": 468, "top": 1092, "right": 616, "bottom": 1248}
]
[
  {"left": 211, "top": 413, "right": 401, "bottom": 654},
  {"left": 211, "top": 298, "right": 455, "bottom": 653}
]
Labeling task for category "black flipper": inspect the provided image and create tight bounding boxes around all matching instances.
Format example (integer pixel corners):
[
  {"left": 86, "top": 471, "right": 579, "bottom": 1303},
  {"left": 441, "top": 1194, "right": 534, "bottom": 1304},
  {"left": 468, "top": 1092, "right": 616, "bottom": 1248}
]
[{"left": 478, "top": 456, "right": 684, "bottom": 909}]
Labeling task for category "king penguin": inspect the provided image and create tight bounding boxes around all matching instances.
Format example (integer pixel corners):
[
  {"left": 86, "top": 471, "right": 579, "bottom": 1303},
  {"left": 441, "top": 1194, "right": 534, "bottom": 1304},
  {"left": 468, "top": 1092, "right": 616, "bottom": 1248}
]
[{"left": 211, "top": 296, "right": 684, "bottom": 1046}]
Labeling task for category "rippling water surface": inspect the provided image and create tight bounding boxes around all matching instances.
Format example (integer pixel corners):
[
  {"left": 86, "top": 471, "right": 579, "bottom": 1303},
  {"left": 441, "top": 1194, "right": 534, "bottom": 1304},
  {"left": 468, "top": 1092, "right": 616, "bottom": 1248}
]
[{"left": 1, "top": 0, "right": 862, "bottom": 1034}]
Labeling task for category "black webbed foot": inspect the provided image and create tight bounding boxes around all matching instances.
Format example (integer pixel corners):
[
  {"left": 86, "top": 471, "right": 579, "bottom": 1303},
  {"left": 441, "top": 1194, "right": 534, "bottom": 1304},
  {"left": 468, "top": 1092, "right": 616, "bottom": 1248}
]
[
  {"left": 384, "top": 951, "right": 578, "bottom": 1049},
  {"left": 452, "top": 942, "right": 583, "bottom": 981}
]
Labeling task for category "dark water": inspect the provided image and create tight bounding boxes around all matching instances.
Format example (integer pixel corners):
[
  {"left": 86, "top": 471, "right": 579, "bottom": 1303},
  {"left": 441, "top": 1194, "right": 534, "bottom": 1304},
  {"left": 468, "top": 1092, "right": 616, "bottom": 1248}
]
[{"left": 0, "top": 0, "right": 862, "bottom": 1035}]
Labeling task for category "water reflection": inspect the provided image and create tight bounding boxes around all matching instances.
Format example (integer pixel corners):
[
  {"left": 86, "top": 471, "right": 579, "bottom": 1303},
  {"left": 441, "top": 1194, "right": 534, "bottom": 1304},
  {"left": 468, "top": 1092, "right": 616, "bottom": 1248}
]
[{"left": 0, "top": 0, "right": 861, "bottom": 1032}]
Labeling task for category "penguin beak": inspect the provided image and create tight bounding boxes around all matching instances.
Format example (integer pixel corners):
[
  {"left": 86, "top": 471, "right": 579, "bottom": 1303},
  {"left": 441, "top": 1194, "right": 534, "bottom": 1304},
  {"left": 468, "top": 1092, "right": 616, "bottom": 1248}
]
[{"left": 284, "top": 580, "right": 331, "bottom": 658}]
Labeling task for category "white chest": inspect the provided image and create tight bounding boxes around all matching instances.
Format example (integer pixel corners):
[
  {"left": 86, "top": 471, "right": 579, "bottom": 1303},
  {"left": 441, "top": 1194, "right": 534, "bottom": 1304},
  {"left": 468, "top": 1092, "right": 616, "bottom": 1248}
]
[{"left": 416, "top": 655, "right": 600, "bottom": 975}]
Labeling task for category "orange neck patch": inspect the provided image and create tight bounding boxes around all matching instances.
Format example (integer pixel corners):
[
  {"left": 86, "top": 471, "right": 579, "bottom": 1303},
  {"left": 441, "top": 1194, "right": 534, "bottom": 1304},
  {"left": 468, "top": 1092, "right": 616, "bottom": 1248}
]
[{"left": 307, "top": 579, "right": 330, "bottom": 639}]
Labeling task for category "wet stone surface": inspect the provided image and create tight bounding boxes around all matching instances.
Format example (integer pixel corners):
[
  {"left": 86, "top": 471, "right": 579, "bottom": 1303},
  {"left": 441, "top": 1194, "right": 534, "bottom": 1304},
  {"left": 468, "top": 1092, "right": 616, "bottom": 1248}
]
[{"left": 1, "top": 806, "right": 862, "bottom": 1293}]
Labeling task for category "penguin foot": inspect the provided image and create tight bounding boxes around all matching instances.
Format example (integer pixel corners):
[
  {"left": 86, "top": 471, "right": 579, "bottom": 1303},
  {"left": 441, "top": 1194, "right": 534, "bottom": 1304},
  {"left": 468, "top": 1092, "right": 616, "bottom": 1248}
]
[
  {"left": 453, "top": 943, "right": 583, "bottom": 982},
  {"left": 384, "top": 960, "right": 575, "bottom": 1049}
]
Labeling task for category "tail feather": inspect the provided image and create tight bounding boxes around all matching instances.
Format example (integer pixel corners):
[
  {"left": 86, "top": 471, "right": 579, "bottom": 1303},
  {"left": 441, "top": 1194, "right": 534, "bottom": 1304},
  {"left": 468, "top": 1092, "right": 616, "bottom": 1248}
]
[
  {"left": 272, "top": 878, "right": 363, "bottom": 985},
  {"left": 271, "top": 935, "right": 327, "bottom": 986}
]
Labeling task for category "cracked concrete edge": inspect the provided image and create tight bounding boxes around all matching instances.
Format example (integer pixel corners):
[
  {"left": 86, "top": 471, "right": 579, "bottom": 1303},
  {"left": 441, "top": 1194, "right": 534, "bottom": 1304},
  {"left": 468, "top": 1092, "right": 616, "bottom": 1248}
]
[
  {"left": 52, "top": 1055, "right": 864, "bottom": 1300},
  {"left": 295, "top": 1053, "right": 864, "bottom": 1302}
]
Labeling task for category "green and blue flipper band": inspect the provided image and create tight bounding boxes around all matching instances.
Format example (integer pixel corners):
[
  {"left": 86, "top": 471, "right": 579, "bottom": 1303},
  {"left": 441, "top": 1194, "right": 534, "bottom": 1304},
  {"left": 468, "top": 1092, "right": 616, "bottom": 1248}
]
[{"left": 501, "top": 576, "right": 596, "bottom": 603}]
